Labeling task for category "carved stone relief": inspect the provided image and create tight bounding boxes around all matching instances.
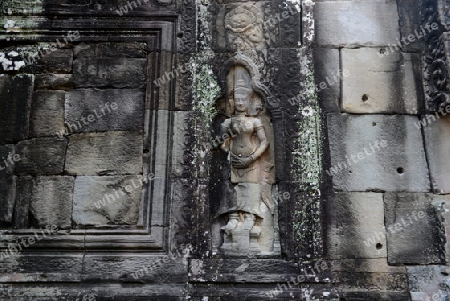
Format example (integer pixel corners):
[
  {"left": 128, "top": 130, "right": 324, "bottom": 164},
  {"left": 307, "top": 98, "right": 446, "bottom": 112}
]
[
  {"left": 212, "top": 2, "right": 268, "bottom": 74},
  {"left": 224, "top": 4, "right": 264, "bottom": 51},
  {"left": 212, "top": 64, "right": 280, "bottom": 256},
  {"left": 421, "top": 0, "right": 450, "bottom": 112},
  {"left": 423, "top": 33, "right": 450, "bottom": 112}
]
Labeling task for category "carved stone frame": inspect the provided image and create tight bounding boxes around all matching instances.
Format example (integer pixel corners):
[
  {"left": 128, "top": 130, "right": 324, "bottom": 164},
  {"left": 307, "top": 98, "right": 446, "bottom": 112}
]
[{"left": 0, "top": 19, "right": 179, "bottom": 254}]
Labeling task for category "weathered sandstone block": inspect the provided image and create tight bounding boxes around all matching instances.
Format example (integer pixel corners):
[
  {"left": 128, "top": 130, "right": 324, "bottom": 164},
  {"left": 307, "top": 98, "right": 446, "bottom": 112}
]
[
  {"left": 73, "top": 58, "right": 147, "bottom": 88},
  {"left": 65, "top": 132, "right": 143, "bottom": 175},
  {"left": 16, "top": 176, "right": 74, "bottom": 229},
  {"left": 327, "top": 114, "right": 429, "bottom": 192},
  {"left": 327, "top": 192, "right": 387, "bottom": 259},
  {"left": 31, "top": 90, "right": 65, "bottom": 137},
  {"left": 65, "top": 89, "right": 144, "bottom": 133},
  {"left": 384, "top": 193, "right": 444, "bottom": 264},
  {"left": 0, "top": 74, "right": 34, "bottom": 143},
  {"left": 72, "top": 176, "right": 143, "bottom": 227},
  {"left": 316, "top": 1, "right": 400, "bottom": 46},
  {"left": 15, "top": 138, "right": 68, "bottom": 175}
]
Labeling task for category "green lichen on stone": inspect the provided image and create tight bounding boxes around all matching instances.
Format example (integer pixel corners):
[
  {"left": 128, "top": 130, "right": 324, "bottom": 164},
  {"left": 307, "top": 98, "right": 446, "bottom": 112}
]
[
  {"left": 1, "top": 1, "right": 44, "bottom": 37},
  {"left": 1, "top": 0, "right": 44, "bottom": 16},
  {"left": 191, "top": 54, "right": 220, "bottom": 127},
  {"left": 291, "top": 52, "right": 324, "bottom": 258},
  {"left": 190, "top": 52, "right": 221, "bottom": 177},
  {"left": 1, "top": 17, "right": 39, "bottom": 34},
  {"left": 293, "top": 54, "right": 322, "bottom": 193}
]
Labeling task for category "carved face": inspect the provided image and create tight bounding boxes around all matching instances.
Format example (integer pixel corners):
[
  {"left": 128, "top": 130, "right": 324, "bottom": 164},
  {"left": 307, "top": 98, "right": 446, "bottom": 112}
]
[
  {"left": 230, "top": 13, "right": 251, "bottom": 29},
  {"left": 234, "top": 91, "right": 250, "bottom": 113}
]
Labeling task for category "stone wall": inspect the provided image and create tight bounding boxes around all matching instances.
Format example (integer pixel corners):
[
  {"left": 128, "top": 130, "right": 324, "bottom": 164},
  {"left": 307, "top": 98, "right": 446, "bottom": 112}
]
[
  {"left": 316, "top": 0, "right": 450, "bottom": 300},
  {"left": 0, "top": 0, "right": 448, "bottom": 300}
]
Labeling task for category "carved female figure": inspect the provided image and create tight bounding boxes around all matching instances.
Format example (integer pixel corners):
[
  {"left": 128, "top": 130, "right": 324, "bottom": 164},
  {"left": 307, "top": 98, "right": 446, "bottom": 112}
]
[{"left": 218, "top": 78, "right": 275, "bottom": 254}]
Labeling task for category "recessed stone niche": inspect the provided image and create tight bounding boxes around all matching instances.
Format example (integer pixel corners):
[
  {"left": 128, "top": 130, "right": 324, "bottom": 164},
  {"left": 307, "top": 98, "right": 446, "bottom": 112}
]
[{"left": 210, "top": 64, "right": 280, "bottom": 257}]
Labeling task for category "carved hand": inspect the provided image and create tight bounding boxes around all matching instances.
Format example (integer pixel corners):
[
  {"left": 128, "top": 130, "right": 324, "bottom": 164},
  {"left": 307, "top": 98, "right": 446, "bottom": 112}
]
[{"left": 231, "top": 154, "right": 254, "bottom": 169}]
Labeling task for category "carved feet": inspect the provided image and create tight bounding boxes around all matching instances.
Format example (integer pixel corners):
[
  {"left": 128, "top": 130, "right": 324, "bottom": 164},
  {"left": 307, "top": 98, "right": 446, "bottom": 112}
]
[
  {"left": 220, "top": 212, "right": 262, "bottom": 255},
  {"left": 220, "top": 213, "right": 240, "bottom": 235}
]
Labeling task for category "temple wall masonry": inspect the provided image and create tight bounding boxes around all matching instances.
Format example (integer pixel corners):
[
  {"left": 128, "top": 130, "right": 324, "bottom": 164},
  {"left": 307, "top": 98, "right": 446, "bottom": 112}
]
[
  {"left": 0, "top": 0, "right": 449, "bottom": 300},
  {"left": 316, "top": 0, "right": 450, "bottom": 300}
]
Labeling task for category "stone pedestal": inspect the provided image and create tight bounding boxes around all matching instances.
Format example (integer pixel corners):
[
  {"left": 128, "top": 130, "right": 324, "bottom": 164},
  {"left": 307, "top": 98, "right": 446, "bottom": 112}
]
[{"left": 220, "top": 213, "right": 262, "bottom": 256}]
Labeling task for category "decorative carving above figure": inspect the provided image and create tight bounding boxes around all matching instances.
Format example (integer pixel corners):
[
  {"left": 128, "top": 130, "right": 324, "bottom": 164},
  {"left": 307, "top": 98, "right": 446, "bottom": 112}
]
[
  {"left": 212, "top": 3, "right": 273, "bottom": 78},
  {"left": 212, "top": 63, "right": 280, "bottom": 256},
  {"left": 224, "top": 4, "right": 265, "bottom": 51}
]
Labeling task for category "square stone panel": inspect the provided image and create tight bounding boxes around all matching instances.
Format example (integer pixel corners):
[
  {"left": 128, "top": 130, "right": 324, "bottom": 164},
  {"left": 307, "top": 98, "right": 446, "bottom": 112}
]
[
  {"left": 30, "top": 90, "right": 65, "bottom": 137},
  {"left": 384, "top": 193, "right": 445, "bottom": 264},
  {"left": 423, "top": 115, "right": 450, "bottom": 193},
  {"left": 15, "top": 138, "right": 68, "bottom": 175},
  {"left": 65, "top": 89, "right": 145, "bottom": 133},
  {"left": 342, "top": 49, "right": 421, "bottom": 114},
  {"left": 72, "top": 176, "right": 143, "bottom": 227},
  {"left": 16, "top": 176, "right": 74, "bottom": 229},
  {"left": 0, "top": 74, "right": 34, "bottom": 144},
  {"left": 315, "top": 1, "right": 400, "bottom": 47},
  {"left": 65, "top": 131, "right": 143, "bottom": 176},
  {"left": 327, "top": 114, "right": 429, "bottom": 192},
  {"left": 327, "top": 192, "right": 387, "bottom": 259}
]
